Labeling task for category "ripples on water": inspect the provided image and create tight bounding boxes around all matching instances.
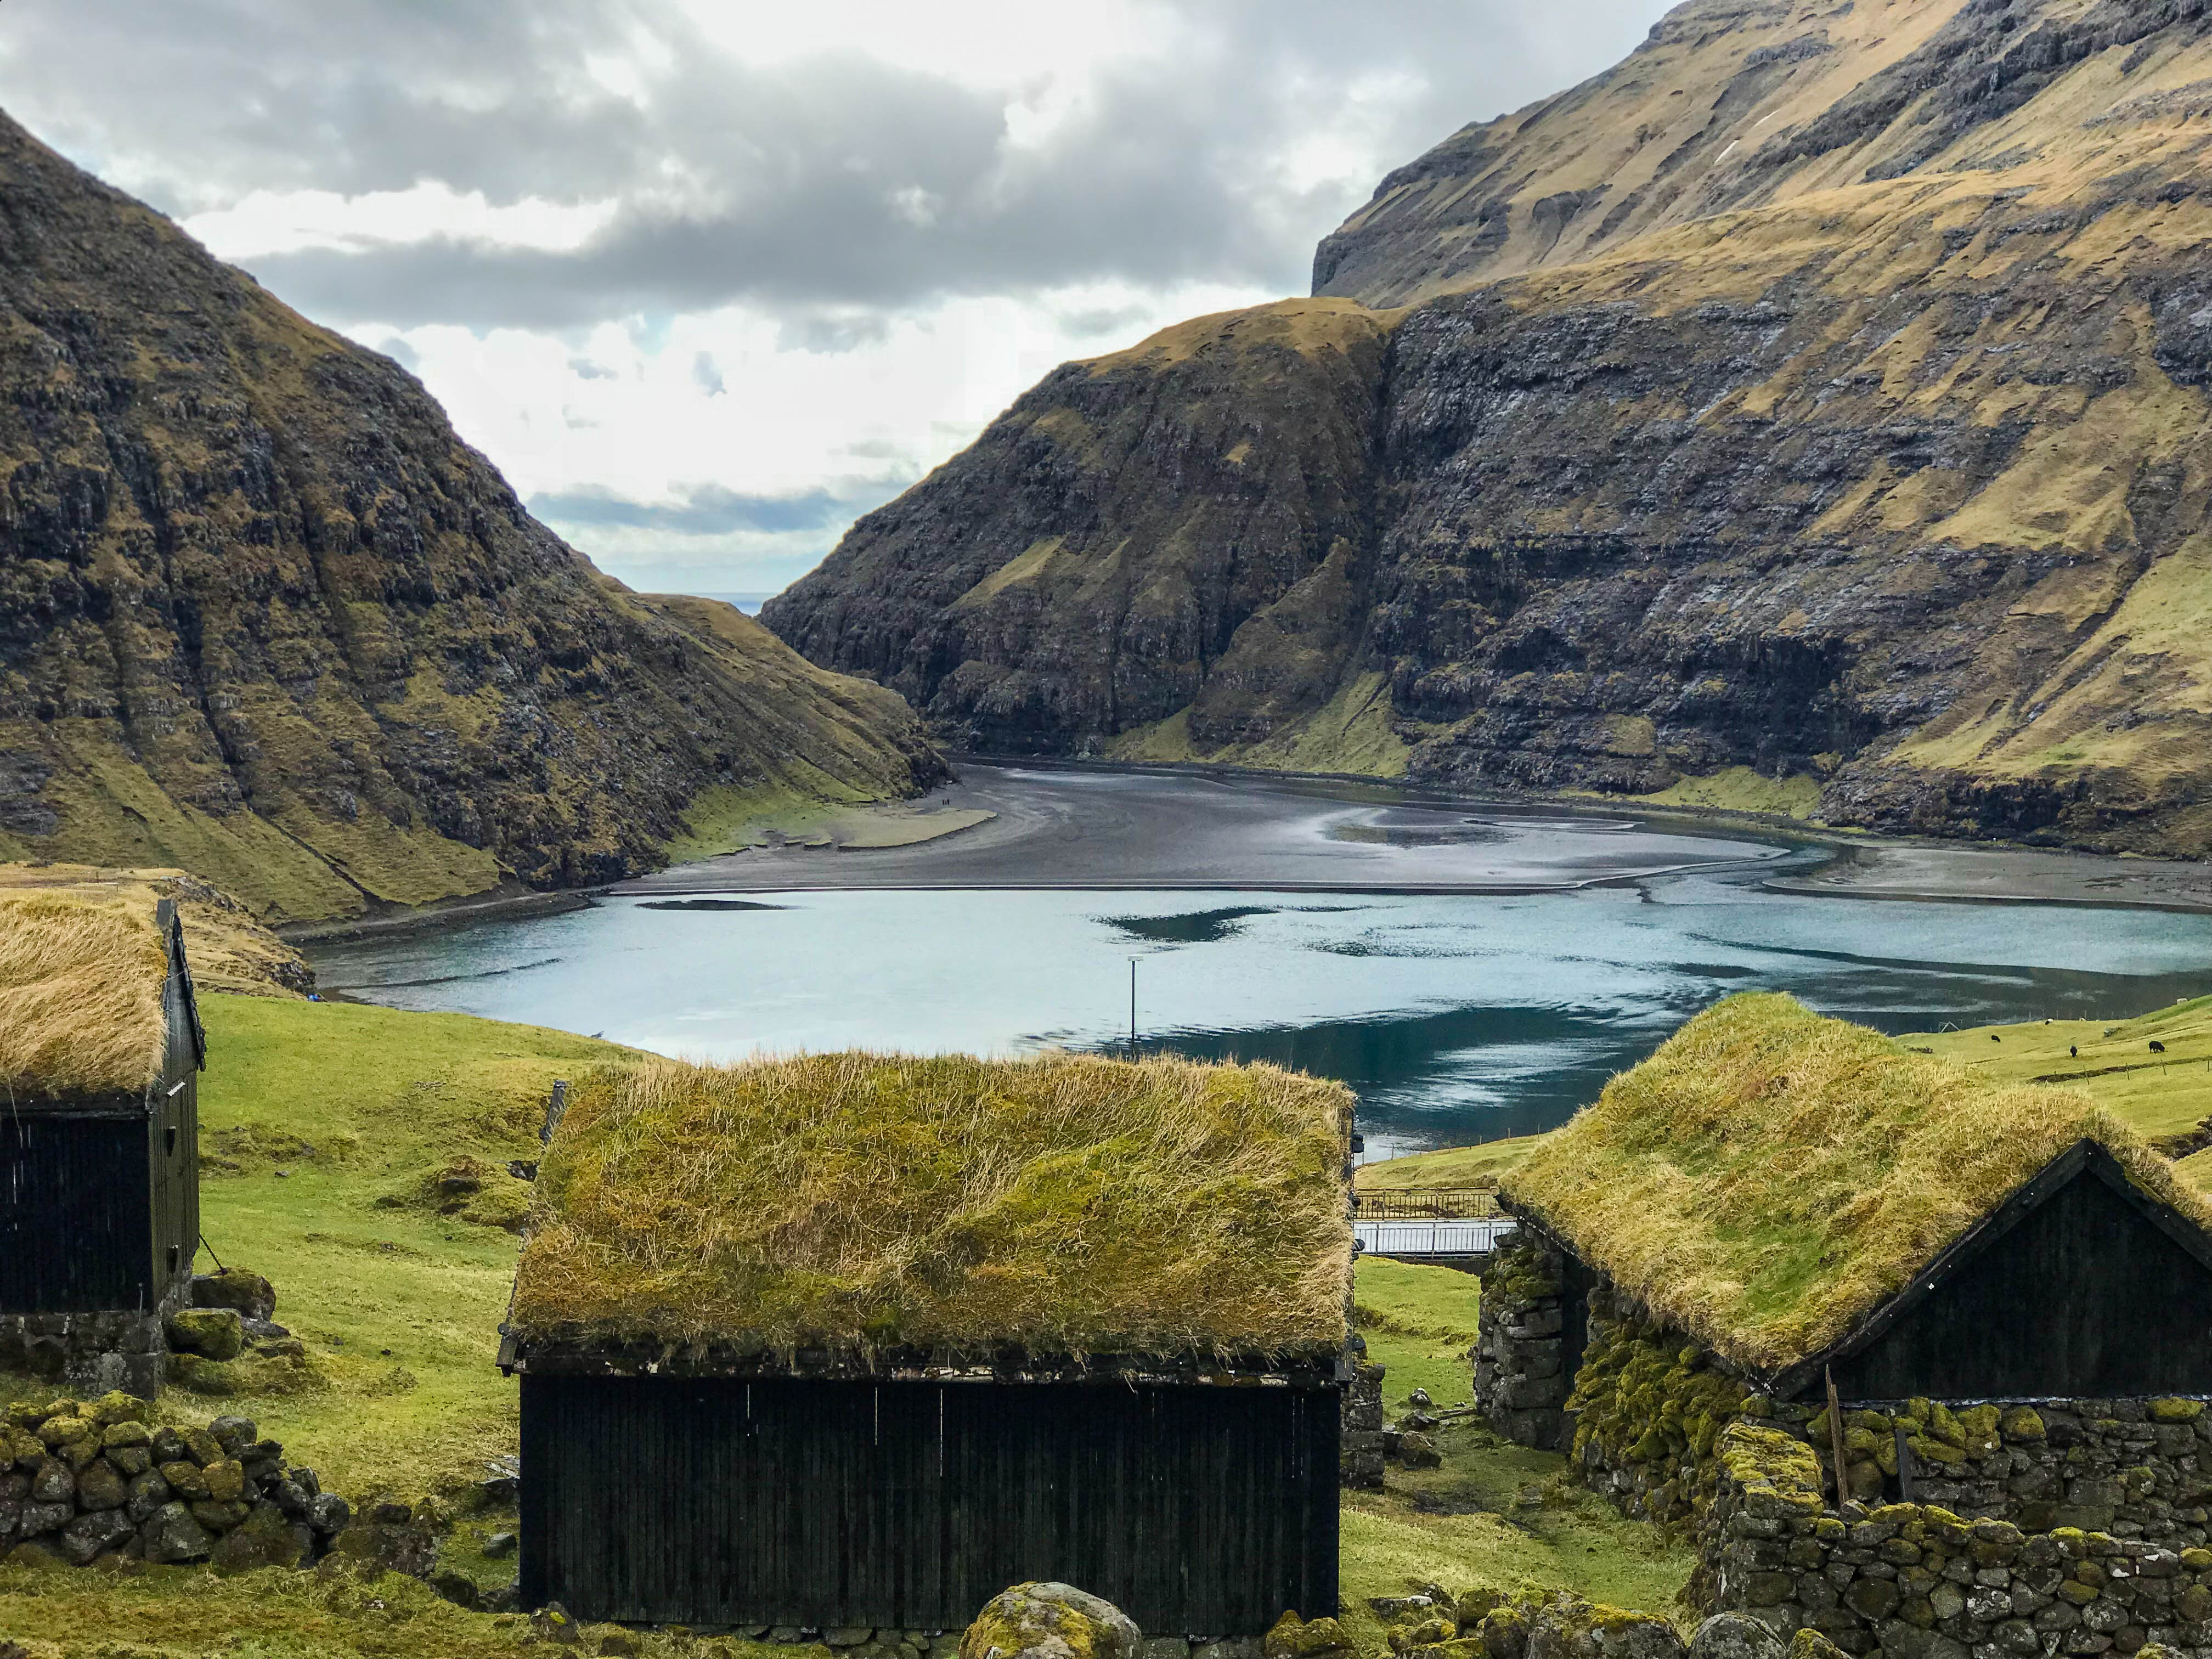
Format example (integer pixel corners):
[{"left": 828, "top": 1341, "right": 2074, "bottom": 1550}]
[{"left": 308, "top": 874, "right": 2212, "bottom": 1153}]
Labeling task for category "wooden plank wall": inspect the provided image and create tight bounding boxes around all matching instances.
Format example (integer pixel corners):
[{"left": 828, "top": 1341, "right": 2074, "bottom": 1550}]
[
  {"left": 0, "top": 1114, "right": 154, "bottom": 1312},
  {"left": 521, "top": 1374, "right": 1340, "bottom": 1633},
  {"left": 1834, "top": 1165, "right": 2212, "bottom": 1400}
]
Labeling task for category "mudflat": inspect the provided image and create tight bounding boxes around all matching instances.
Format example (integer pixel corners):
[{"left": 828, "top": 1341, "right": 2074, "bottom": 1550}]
[
  {"left": 617, "top": 761, "right": 2212, "bottom": 910},
  {"left": 1766, "top": 842, "right": 2212, "bottom": 916},
  {"left": 616, "top": 761, "right": 1792, "bottom": 895}
]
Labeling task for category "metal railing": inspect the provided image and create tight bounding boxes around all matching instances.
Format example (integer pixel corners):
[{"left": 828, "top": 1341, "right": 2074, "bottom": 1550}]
[{"left": 1351, "top": 1187, "right": 1504, "bottom": 1220}]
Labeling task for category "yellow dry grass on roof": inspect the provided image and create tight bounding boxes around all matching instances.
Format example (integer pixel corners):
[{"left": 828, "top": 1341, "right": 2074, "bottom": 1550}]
[
  {"left": 0, "top": 890, "right": 169, "bottom": 1096},
  {"left": 511, "top": 1050, "right": 1355, "bottom": 1360},
  {"left": 1506, "top": 993, "right": 2212, "bottom": 1377}
]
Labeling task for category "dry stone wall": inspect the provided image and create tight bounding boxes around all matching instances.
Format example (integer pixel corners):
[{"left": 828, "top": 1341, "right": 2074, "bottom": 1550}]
[
  {"left": 1472, "top": 1232, "right": 1571, "bottom": 1451},
  {"left": 0, "top": 1393, "right": 349, "bottom": 1570},
  {"left": 1702, "top": 1424, "right": 2212, "bottom": 1659},
  {"left": 1344, "top": 1361, "right": 1386, "bottom": 1488},
  {"left": 1515, "top": 1280, "right": 2212, "bottom": 1549}
]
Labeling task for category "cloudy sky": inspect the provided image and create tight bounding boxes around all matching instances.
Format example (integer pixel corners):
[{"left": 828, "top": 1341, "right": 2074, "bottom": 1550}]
[{"left": 0, "top": 1, "right": 1674, "bottom": 598}]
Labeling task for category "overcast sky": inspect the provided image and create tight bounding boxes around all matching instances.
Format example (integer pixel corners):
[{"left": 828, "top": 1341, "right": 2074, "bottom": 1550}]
[{"left": 0, "top": 2, "right": 1675, "bottom": 597}]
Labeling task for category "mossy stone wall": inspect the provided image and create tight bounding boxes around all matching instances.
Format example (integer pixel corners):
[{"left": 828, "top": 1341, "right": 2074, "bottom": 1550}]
[
  {"left": 1702, "top": 1423, "right": 2212, "bottom": 1659},
  {"left": 1473, "top": 1232, "right": 1570, "bottom": 1450}
]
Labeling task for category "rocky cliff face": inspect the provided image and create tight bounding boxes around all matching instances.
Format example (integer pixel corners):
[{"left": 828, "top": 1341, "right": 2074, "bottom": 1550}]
[
  {"left": 768, "top": 0, "right": 2212, "bottom": 855},
  {"left": 0, "top": 112, "right": 941, "bottom": 919}
]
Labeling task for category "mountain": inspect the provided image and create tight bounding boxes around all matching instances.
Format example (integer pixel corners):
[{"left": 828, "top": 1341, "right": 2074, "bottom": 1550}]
[
  {"left": 0, "top": 111, "right": 942, "bottom": 920},
  {"left": 767, "top": 0, "right": 2212, "bottom": 855}
]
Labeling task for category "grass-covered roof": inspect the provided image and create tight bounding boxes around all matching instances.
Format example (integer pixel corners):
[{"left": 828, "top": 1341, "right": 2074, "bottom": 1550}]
[
  {"left": 0, "top": 889, "right": 171, "bottom": 1095},
  {"left": 1505, "top": 993, "right": 2212, "bottom": 1376},
  {"left": 509, "top": 1050, "right": 1355, "bottom": 1363}
]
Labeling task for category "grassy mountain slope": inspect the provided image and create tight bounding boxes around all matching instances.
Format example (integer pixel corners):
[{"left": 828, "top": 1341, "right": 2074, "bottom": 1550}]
[
  {"left": 769, "top": 0, "right": 2212, "bottom": 855},
  {"left": 0, "top": 111, "right": 941, "bottom": 920}
]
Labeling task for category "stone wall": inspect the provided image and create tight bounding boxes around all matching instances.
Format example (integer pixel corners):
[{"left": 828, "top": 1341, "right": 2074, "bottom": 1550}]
[
  {"left": 0, "top": 1305, "right": 172, "bottom": 1399},
  {"left": 1701, "top": 1423, "right": 2212, "bottom": 1659},
  {"left": 1555, "top": 1288, "right": 2212, "bottom": 1549},
  {"left": 1343, "top": 1360, "right": 1386, "bottom": 1488},
  {"left": 0, "top": 1392, "right": 350, "bottom": 1570},
  {"left": 1473, "top": 1231, "right": 1570, "bottom": 1450}
]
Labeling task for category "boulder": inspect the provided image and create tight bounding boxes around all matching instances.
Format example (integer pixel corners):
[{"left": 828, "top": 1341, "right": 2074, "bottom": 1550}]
[
  {"left": 29, "top": 1460, "right": 73, "bottom": 1505},
  {"left": 210, "top": 1500, "right": 313, "bottom": 1575},
  {"left": 167, "top": 1307, "right": 246, "bottom": 1362},
  {"left": 191, "top": 1270, "right": 277, "bottom": 1322},
  {"left": 1263, "top": 1614, "right": 1356, "bottom": 1659},
  {"left": 326, "top": 1516, "right": 436, "bottom": 1578},
  {"left": 126, "top": 1470, "right": 172, "bottom": 1521},
  {"left": 140, "top": 1500, "right": 215, "bottom": 1564},
  {"left": 75, "top": 1459, "right": 127, "bottom": 1510},
  {"left": 306, "top": 1492, "right": 351, "bottom": 1534},
  {"left": 58, "top": 1508, "right": 136, "bottom": 1566},
  {"left": 963, "top": 1583, "right": 1144, "bottom": 1659},
  {"left": 166, "top": 1353, "right": 239, "bottom": 1396},
  {"left": 1397, "top": 1432, "right": 1443, "bottom": 1468},
  {"left": 1690, "top": 1616, "right": 1786, "bottom": 1659}
]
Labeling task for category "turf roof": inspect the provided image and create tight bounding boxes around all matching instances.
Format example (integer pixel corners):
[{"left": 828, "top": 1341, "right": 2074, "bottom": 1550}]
[
  {"left": 0, "top": 889, "right": 171, "bottom": 1096},
  {"left": 1505, "top": 993, "right": 2212, "bottom": 1376},
  {"left": 509, "top": 1050, "right": 1355, "bottom": 1362}
]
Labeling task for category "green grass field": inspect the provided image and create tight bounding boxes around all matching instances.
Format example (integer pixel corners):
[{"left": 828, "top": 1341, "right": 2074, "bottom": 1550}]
[{"left": 1342, "top": 1259, "right": 1695, "bottom": 1646}]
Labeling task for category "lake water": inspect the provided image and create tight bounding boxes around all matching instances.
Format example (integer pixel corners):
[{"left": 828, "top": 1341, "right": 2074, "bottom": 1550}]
[{"left": 307, "top": 874, "right": 2212, "bottom": 1154}]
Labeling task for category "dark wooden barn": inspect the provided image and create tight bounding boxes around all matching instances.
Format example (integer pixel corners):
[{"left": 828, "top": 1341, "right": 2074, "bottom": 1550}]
[
  {"left": 1477, "top": 994, "right": 2212, "bottom": 1453},
  {"left": 0, "top": 895, "right": 205, "bottom": 1396},
  {"left": 500, "top": 1052, "right": 1356, "bottom": 1634}
]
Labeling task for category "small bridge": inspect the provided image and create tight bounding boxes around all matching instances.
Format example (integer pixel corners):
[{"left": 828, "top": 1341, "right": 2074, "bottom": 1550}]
[{"left": 1352, "top": 1188, "right": 1516, "bottom": 1269}]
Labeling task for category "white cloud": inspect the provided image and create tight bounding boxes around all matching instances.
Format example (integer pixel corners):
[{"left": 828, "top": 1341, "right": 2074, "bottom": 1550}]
[
  {"left": 0, "top": 0, "right": 1678, "bottom": 598},
  {"left": 185, "top": 182, "right": 620, "bottom": 260}
]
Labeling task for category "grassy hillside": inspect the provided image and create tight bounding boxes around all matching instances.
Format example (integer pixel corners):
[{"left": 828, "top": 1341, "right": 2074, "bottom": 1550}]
[
  {"left": 770, "top": 0, "right": 2212, "bottom": 856},
  {"left": 0, "top": 111, "right": 940, "bottom": 923},
  {"left": 1901, "top": 994, "right": 2212, "bottom": 1158}
]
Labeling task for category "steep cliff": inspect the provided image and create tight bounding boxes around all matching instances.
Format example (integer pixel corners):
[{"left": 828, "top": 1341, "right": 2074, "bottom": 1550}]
[
  {"left": 768, "top": 0, "right": 2212, "bottom": 854},
  {"left": 0, "top": 111, "right": 941, "bottom": 919}
]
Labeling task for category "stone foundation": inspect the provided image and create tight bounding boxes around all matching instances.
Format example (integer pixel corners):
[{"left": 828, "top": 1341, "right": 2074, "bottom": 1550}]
[
  {"left": 1561, "top": 1288, "right": 2212, "bottom": 1548},
  {"left": 0, "top": 1304, "right": 172, "bottom": 1399},
  {"left": 1474, "top": 1231, "right": 1571, "bottom": 1449},
  {"left": 1702, "top": 1423, "right": 2212, "bottom": 1658},
  {"left": 1343, "top": 1361, "right": 1386, "bottom": 1488}
]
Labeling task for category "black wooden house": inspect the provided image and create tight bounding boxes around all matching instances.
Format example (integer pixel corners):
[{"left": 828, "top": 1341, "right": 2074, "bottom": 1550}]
[
  {"left": 500, "top": 1051, "right": 1355, "bottom": 1634},
  {"left": 0, "top": 894, "right": 205, "bottom": 1396},
  {"left": 1476, "top": 994, "right": 2212, "bottom": 1523}
]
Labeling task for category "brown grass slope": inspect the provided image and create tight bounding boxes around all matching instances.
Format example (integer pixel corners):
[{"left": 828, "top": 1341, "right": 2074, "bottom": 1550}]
[
  {"left": 770, "top": 0, "right": 2212, "bottom": 855},
  {"left": 0, "top": 888, "right": 167, "bottom": 1094},
  {"left": 1505, "top": 994, "right": 2212, "bottom": 1376},
  {"left": 511, "top": 1051, "right": 1355, "bottom": 1361},
  {"left": 0, "top": 861, "right": 314, "bottom": 997},
  {"left": 0, "top": 108, "right": 941, "bottom": 922}
]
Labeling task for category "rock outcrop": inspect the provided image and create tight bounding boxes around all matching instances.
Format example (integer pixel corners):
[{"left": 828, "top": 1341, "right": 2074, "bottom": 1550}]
[
  {"left": 768, "top": 0, "right": 2212, "bottom": 856},
  {"left": 0, "top": 109, "right": 941, "bottom": 919}
]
